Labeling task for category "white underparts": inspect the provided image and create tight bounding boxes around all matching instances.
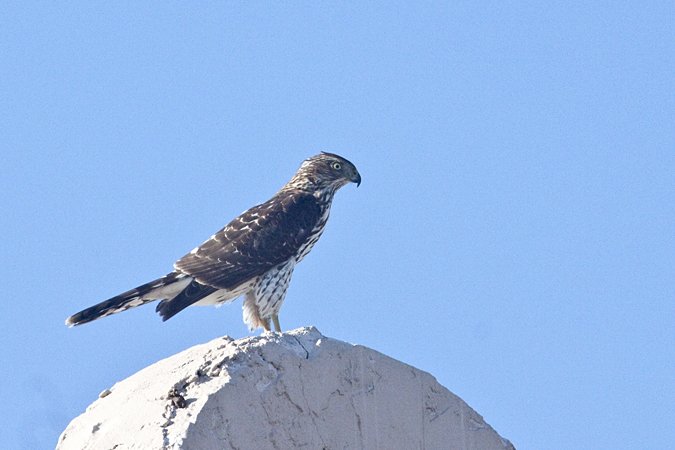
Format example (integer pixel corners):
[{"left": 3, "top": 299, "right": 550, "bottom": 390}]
[
  {"left": 242, "top": 259, "right": 296, "bottom": 331},
  {"left": 142, "top": 277, "right": 193, "bottom": 300},
  {"left": 193, "top": 280, "right": 256, "bottom": 306}
]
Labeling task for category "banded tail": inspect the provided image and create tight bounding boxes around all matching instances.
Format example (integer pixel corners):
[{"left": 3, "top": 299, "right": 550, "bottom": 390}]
[{"left": 66, "top": 271, "right": 193, "bottom": 326}]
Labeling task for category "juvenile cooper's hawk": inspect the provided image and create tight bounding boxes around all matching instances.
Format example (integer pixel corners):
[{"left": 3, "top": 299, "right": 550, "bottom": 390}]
[{"left": 66, "top": 153, "right": 360, "bottom": 332}]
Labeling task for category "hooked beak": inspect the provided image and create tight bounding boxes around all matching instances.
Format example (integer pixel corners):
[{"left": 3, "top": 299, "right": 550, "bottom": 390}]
[{"left": 350, "top": 170, "right": 361, "bottom": 187}]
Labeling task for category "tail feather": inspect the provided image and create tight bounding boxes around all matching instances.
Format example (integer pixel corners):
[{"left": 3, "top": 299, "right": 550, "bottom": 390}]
[
  {"left": 66, "top": 272, "right": 191, "bottom": 326},
  {"left": 156, "top": 279, "right": 217, "bottom": 322}
]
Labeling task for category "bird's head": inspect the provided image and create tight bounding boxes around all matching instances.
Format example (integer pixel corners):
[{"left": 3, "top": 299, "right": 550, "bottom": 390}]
[{"left": 287, "top": 152, "right": 361, "bottom": 192}]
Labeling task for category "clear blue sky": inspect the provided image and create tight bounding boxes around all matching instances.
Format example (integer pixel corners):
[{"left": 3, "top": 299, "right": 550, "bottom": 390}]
[{"left": 1, "top": 2, "right": 673, "bottom": 449}]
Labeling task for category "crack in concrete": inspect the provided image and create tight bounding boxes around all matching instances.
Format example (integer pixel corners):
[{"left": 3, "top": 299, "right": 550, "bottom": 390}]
[
  {"left": 298, "top": 363, "right": 327, "bottom": 449},
  {"left": 292, "top": 335, "right": 311, "bottom": 359}
]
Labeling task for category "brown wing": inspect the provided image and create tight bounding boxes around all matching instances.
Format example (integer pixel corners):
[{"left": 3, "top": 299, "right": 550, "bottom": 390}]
[{"left": 174, "top": 191, "right": 322, "bottom": 290}]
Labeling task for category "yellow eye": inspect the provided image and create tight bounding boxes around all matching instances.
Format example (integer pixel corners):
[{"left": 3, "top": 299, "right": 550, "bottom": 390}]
[{"left": 332, "top": 162, "right": 341, "bottom": 170}]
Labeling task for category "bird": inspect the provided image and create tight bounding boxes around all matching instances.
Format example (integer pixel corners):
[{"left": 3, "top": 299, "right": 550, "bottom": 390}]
[{"left": 66, "top": 152, "right": 360, "bottom": 332}]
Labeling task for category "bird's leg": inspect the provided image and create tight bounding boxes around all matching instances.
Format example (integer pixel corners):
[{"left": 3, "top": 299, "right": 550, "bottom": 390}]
[
  {"left": 261, "top": 317, "right": 272, "bottom": 332},
  {"left": 272, "top": 314, "right": 281, "bottom": 332}
]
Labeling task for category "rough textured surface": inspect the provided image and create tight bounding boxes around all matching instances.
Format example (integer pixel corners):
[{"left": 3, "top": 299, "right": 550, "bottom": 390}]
[{"left": 56, "top": 327, "right": 515, "bottom": 450}]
